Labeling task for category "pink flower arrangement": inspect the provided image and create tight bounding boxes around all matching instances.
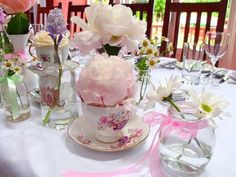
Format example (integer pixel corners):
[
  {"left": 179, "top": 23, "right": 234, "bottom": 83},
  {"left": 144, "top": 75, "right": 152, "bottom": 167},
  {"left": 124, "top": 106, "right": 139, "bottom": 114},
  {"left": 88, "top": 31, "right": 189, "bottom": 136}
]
[
  {"left": 0, "top": 0, "right": 36, "bottom": 14},
  {"left": 77, "top": 55, "right": 136, "bottom": 107}
]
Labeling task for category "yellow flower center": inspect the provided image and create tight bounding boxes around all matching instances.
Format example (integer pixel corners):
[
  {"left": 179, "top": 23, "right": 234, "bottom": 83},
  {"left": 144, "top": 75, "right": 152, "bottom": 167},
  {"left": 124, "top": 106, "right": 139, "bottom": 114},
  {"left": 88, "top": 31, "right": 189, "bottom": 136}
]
[
  {"left": 111, "top": 35, "right": 120, "bottom": 41},
  {"left": 5, "top": 62, "right": 12, "bottom": 68},
  {"left": 149, "top": 59, "right": 156, "bottom": 66},
  {"left": 154, "top": 51, "right": 159, "bottom": 57},
  {"left": 15, "top": 67, "right": 20, "bottom": 72},
  {"left": 142, "top": 40, "right": 148, "bottom": 47},
  {"left": 147, "top": 48, "right": 153, "bottom": 55},
  {"left": 201, "top": 104, "right": 212, "bottom": 113}
]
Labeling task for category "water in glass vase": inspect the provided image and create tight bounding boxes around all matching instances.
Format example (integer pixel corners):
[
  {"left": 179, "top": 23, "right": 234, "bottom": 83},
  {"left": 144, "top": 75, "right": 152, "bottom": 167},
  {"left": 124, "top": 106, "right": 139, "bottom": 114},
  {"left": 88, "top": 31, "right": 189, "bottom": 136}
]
[
  {"left": 159, "top": 137, "right": 212, "bottom": 176},
  {"left": 40, "top": 68, "right": 78, "bottom": 130},
  {"left": 159, "top": 102, "right": 215, "bottom": 176}
]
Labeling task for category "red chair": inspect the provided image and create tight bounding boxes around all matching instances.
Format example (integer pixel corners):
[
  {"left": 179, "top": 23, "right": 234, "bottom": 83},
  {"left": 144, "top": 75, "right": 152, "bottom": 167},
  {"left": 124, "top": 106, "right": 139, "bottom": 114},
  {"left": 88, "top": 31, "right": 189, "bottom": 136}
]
[
  {"left": 36, "top": 2, "right": 62, "bottom": 25},
  {"left": 110, "top": 0, "right": 154, "bottom": 38},
  {"left": 67, "top": 2, "right": 89, "bottom": 36},
  {"left": 161, "top": 0, "right": 228, "bottom": 61}
]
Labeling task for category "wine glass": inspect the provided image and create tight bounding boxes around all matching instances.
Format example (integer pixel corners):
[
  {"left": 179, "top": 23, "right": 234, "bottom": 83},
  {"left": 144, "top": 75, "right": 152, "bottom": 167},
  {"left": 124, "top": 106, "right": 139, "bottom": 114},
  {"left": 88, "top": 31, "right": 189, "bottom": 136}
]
[{"left": 204, "top": 31, "right": 230, "bottom": 86}]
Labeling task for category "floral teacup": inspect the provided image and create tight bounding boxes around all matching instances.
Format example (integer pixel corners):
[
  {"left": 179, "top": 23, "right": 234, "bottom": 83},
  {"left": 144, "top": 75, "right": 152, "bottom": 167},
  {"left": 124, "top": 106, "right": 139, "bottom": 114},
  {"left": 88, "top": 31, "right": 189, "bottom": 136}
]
[
  {"left": 81, "top": 101, "right": 132, "bottom": 143},
  {"left": 29, "top": 44, "right": 69, "bottom": 69}
]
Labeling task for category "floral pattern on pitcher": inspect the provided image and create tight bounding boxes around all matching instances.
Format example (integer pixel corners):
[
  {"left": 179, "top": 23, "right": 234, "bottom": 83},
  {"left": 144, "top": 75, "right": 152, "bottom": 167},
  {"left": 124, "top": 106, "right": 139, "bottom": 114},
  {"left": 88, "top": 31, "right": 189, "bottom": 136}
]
[
  {"left": 40, "top": 87, "right": 59, "bottom": 108},
  {"left": 111, "top": 128, "right": 143, "bottom": 148},
  {"left": 98, "top": 110, "right": 131, "bottom": 131},
  {"left": 40, "top": 54, "right": 51, "bottom": 62}
]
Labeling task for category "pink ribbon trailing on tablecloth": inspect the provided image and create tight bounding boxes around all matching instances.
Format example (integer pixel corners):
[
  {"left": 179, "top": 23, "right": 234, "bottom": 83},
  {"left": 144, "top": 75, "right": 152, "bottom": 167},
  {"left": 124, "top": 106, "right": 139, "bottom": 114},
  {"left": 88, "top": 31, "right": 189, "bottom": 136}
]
[{"left": 63, "top": 112, "right": 208, "bottom": 177}]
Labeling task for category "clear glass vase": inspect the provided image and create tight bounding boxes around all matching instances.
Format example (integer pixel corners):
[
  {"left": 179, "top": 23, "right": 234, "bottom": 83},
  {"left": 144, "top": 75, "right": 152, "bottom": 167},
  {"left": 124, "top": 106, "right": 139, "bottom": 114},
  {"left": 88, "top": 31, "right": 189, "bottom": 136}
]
[
  {"left": 135, "top": 69, "right": 155, "bottom": 105},
  {"left": 159, "top": 102, "right": 216, "bottom": 176},
  {"left": 39, "top": 52, "right": 78, "bottom": 129},
  {"left": 0, "top": 76, "right": 30, "bottom": 121}
]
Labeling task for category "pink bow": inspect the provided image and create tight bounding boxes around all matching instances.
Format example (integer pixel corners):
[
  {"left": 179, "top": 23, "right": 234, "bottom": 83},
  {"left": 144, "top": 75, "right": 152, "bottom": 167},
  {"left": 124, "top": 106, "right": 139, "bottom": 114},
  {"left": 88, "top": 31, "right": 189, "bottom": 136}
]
[{"left": 63, "top": 111, "right": 208, "bottom": 177}]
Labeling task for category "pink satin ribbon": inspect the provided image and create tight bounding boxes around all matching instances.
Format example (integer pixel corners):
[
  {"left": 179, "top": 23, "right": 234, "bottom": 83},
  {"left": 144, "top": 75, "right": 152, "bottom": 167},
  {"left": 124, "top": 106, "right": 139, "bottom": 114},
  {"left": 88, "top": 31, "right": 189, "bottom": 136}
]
[{"left": 63, "top": 112, "right": 208, "bottom": 177}]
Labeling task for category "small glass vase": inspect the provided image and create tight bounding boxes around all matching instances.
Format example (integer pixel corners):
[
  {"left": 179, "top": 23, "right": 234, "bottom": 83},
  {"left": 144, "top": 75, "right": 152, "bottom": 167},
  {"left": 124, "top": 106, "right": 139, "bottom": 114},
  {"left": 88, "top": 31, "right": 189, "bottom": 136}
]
[
  {"left": 159, "top": 102, "right": 216, "bottom": 176},
  {"left": 135, "top": 69, "right": 155, "bottom": 106},
  {"left": 39, "top": 52, "right": 78, "bottom": 129},
  {"left": 0, "top": 75, "right": 30, "bottom": 121}
]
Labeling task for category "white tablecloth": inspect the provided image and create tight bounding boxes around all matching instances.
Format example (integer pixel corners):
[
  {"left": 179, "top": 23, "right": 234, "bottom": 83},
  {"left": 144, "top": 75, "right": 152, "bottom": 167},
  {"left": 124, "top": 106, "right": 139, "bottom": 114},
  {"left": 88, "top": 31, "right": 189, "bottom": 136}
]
[{"left": 0, "top": 67, "right": 236, "bottom": 177}]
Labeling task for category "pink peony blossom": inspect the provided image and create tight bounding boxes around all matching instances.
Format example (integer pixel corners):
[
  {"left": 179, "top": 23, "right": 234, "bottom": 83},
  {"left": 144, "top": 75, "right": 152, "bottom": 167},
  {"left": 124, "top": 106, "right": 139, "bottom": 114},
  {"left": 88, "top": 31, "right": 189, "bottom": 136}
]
[
  {"left": 0, "top": 0, "right": 36, "bottom": 14},
  {"left": 77, "top": 55, "right": 136, "bottom": 106}
]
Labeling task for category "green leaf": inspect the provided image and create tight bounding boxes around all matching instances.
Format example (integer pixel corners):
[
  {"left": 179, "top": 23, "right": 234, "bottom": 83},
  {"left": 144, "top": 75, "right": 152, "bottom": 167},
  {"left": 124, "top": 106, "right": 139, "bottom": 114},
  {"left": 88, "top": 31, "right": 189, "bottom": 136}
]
[
  {"left": 135, "top": 57, "right": 149, "bottom": 71},
  {"left": 7, "top": 13, "right": 29, "bottom": 35},
  {"left": 104, "top": 44, "right": 121, "bottom": 56},
  {"left": 0, "top": 31, "right": 13, "bottom": 53},
  {"left": 8, "top": 69, "right": 16, "bottom": 77}
]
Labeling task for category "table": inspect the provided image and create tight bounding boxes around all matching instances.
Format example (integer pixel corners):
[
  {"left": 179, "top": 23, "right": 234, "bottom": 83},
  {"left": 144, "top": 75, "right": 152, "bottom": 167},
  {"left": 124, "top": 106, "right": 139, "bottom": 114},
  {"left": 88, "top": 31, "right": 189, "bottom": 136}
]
[{"left": 0, "top": 67, "right": 236, "bottom": 177}]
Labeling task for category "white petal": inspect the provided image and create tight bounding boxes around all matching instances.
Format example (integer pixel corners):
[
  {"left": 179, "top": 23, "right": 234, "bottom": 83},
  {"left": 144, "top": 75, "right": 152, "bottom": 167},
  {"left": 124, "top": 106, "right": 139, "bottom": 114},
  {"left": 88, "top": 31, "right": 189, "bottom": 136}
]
[{"left": 70, "top": 16, "right": 90, "bottom": 31}]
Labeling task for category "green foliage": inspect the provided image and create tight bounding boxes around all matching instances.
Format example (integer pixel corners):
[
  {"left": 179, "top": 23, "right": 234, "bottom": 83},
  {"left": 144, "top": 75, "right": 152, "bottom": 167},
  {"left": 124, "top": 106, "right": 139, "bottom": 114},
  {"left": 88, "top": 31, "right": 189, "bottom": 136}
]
[
  {"left": 136, "top": 57, "right": 149, "bottom": 71},
  {"left": 154, "top": 0, "right": 166, "bottom": 20},
  {"left": 183, "top": 0, "right": 220, "bottom": 2},
  {"left": 0, "top": 31, "right": 13, "bottom": 53},
  {"left": 154, "top": 0, "right": 230, "bottom": 20},
  {"left": 6, "top": 13, "right": 29, "bottom": 35},
  {"left": 104, "top": 44, "right": 121, "bottom": 56}
]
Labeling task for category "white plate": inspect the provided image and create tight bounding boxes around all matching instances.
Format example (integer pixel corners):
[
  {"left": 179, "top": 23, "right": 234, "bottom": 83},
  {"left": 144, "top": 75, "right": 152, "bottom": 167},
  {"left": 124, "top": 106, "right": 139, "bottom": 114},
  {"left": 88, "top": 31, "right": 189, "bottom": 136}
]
[{"left": 68, "top": 115, "right": 150, "bottom": 152}]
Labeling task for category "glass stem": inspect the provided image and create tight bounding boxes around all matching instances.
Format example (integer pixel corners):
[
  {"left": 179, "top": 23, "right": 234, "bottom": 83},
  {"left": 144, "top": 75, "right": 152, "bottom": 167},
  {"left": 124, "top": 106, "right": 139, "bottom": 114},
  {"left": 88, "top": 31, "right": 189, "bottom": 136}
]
[{"left": 209, "top": 57, "right": 217, "bottom": 83}]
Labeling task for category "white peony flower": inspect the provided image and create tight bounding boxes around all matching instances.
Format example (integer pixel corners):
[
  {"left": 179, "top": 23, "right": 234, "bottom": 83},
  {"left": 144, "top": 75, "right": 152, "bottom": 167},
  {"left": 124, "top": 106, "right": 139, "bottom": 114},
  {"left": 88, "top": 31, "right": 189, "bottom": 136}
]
[
  {"left": 70, "top": 3, "right": 147, "bottom": 55},
  {"left": 188, "top": 88, "right": 230, "bottom": 126}
]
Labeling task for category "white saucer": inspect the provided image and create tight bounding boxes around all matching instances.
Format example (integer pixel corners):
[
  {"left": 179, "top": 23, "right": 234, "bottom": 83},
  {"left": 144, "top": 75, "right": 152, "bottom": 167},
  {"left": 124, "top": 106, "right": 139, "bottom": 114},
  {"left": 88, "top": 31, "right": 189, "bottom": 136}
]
[{"left": 68, "top": 115, "right": 150, "bottom": 152}]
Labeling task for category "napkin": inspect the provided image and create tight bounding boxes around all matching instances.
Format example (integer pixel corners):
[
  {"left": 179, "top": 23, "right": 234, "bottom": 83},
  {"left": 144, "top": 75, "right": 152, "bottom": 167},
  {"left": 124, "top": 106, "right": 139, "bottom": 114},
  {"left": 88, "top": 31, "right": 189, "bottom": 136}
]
[{"left": 230, "top": 71, "right": 236, "bottom": 80}]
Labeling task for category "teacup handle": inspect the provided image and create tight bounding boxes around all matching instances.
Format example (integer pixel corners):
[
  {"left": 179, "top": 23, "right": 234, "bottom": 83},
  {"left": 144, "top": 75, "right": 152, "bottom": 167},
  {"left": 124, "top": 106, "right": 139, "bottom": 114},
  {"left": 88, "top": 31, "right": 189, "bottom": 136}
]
[{"left": 29, "top": 44, "right": 39, "bottom": 61}]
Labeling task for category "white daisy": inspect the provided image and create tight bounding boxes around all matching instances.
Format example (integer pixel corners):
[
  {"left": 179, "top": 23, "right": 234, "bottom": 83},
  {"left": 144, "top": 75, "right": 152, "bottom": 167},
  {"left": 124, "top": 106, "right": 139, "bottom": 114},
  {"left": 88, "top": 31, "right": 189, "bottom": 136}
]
[
  {"left": 156, "top": 75, "right": 182, "bottom": 102},
  {"left": 140, "top": 38, "right": 150, "bottom": 49},
  {"left": 145, "top": 57, "right": 158, "bottom": 69},
  {"left": 13, "top": 66, "right": 22, "bottom": 74},
  {"left": 3, "top": 60, "right": 14, "bottom": 69},
  {"left": 188, "top": 89, "right": 230, "bottom": 126},
  {"left": 139, "top": 75, "right": 182, "bottom": 110},
  {"left": 152, "top": 49, "right": 160, "bottom": 58}
]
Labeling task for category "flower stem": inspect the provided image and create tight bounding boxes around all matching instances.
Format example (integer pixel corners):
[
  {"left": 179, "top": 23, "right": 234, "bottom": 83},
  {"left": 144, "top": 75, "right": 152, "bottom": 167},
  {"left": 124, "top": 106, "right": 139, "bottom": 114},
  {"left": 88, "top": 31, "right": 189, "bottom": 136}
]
[
  {"left": 194, "top": 138, "right": 206, "bottom": 154},
  {"left": 137, "top": 71, "right": 148, "bottom": 104},
  {"left": 176, "top": 139, "right": 192, "bottom": 160},
  {"left": 166, "top": 97, "right": 181, "bottom": 112},
  {"left": 43, "top": 109, "right": 52, "bottom": 126},
  {"left": 54, "top": 44, "right": 62, "bottom": 105}
]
